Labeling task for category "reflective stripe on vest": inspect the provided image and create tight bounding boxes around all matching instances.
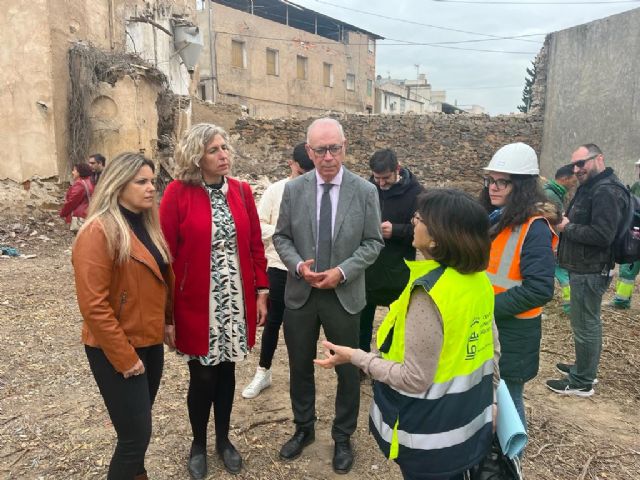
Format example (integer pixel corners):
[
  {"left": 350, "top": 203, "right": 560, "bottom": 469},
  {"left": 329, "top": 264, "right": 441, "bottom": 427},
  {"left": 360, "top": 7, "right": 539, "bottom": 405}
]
[
  {"left": 370, "top": 396, "right": 493, "bottom": 451},
  {"left": 487, "top": 216, "right": 558, "bottom": 319},
  {"left": 370, "top": 260, "right": 495, "bottom": 476}
]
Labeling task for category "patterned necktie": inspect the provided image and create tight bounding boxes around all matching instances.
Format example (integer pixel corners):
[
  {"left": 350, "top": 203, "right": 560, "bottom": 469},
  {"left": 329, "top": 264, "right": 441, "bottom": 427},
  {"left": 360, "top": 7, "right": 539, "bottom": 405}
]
[{"left": 316, "top": 183, "right": 334, "bottom": 272}]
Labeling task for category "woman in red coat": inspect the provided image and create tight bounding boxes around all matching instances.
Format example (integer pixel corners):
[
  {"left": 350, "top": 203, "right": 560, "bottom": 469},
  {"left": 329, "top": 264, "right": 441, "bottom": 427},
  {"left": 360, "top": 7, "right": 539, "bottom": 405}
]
[
  {"left": 160, "top": 123, "right": 268, "bottom": 478},
  {"left": 60, "top": 162, "right": 95, "bottom": 231}
]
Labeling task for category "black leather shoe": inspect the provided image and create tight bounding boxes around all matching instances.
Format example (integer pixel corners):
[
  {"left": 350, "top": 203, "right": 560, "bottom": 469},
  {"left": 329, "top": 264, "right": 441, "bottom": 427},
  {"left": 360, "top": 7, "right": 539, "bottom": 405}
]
[
  {"left": 279, "top": 428, "right": 315, "bottom": 460},
  {"left": 332, "top": 440, "right": 354, "bottom": 474},
  {"left": 187, "top": 443, "right": 207, "bottom": 480},
  {"left": 217, "top": 442, "right": 242, "bottom": 474}
]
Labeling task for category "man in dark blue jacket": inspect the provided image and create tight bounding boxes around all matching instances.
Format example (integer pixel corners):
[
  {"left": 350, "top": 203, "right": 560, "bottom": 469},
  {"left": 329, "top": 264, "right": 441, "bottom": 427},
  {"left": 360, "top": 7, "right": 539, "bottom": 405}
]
[
  {"left": 359, "top": 149, "right": 422, "bottom": 355},
  {"left": 546, "top": 144, "right": 628, "bottom": 397}
]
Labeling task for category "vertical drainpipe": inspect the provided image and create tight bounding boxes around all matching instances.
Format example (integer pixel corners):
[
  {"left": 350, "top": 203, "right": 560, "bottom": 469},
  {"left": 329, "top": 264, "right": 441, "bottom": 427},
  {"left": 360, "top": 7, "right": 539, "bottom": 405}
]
[
  {"left": 208, "top": 0, "right": 217, "bottom": 103},
  {"left": 286, "top": 4, "right": 289, "bottom": 25},
  {"left": 314, "top": 15, "right": 317, "bottom": 35},
  {"left": 108, "top": 0, "right": 115, "bottom": 50}
]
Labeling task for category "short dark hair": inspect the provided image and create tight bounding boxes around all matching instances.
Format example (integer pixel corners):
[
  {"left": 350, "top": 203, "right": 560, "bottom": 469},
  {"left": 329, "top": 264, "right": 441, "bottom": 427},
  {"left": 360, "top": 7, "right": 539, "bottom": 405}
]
[
  {"left": 292, "top": 143, "right": 314, "bottom": 172},
  {"left": 369, "top": 149, "right": 398, "bottom": 173},
  {"left": 75, "top": 163, "right": 93, "bottom": 178},
  {"left": 555, "top": 164, "right": 575, "bottom": 179},
  {"left": 90, "top": 154, "right": 106, "bottom": 166},
  {"left": 416, "top": 189, "right": 490, "bottom": 274},
  {"left": 580, "top": 143, "right": 602, "bottom": 157}
]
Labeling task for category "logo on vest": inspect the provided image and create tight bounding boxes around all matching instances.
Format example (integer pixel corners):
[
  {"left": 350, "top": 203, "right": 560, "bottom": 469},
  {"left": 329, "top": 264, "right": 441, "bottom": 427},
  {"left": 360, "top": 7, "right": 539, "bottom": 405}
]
[{"left": 465, "top": 312, "right": 492, "bottom": 361}]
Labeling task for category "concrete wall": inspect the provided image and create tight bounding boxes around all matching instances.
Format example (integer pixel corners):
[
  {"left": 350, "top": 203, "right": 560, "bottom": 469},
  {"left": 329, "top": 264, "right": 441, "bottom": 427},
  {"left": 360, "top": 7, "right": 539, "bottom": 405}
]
[
  {"left": 0, "top": 0, "right": 58, "bottom": 181},
  {"left": 540, "top": 8, "right": 640, "bottom": 183},
  {"left": 196, "top": 3, "right": 376, "bottom": 118},
  {"left": 0, "top": 0, "right": 197, "bottom": 182}
]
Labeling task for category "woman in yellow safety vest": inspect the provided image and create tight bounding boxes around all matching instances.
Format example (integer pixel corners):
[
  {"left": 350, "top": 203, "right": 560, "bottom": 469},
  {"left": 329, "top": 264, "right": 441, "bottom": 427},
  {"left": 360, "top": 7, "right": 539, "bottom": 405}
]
[
  {"left": 480, "top": 143, "right": 559, "bottom": 434},
  {"left": 315, "top": 189, "right": 501, "bottom": 480}
]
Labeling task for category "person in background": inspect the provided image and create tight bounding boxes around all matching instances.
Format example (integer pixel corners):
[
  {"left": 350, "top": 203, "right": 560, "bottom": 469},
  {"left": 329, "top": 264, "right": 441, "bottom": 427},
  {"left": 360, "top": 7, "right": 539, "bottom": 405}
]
[
  {"left": 315, "top": 189, "right": 500, "bottom": 480},
  {"left": 273, "top": 118, "right": 383, "bottom": 474},
  {"left": 242, "top": 143, "right": 315, "bottom": 399},
  {"left": 60, "top": 162, "right": 95, "bottom": 232},
  {"left": 160, "top": 123, "right": 268, "bottom": 478},
  {"left": 359, "top": 149, "right": 422, "bottom": 357},
  {"left": 547, "top": 144, "right": 628, "bottom": 397},
  {"left": 610, "top": 158, "right": 640, "bottom": 309},
  {"left": 481, "top": 142, "right": 558, "bottom": 431},
  {"left": 88, "top": 153, "right": 106, "bottom": 185},
  {"left": 543, "top": 164, "right": 577, "bottom": 314},
  {"left": 73, "top": 152, "right": 174, "bottom": 480}
]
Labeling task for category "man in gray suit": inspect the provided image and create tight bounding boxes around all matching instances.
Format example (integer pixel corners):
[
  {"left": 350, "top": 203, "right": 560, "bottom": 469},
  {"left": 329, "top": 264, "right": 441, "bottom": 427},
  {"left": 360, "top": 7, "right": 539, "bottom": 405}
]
[{"left": 273, "top": 118, "right": 383, "bottom": 474}]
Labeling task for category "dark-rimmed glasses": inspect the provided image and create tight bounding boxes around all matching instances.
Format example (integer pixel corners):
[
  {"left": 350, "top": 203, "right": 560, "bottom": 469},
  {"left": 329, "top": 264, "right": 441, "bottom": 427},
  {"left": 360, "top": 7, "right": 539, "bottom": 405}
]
[
  {"left": 309, "top": 144, "right": 343, "bottom": 157},
  {"left": 572, "top": 155, "right": 598, "bottom": 169},
  {"left": 483, "top": 176, "right": 512, "bottom": 190}
]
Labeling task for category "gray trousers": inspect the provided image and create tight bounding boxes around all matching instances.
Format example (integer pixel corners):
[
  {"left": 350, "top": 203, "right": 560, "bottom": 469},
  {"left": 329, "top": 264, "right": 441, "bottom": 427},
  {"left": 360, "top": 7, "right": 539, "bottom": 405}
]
[
  {"left": 283, "top": 288, "right": 360, "bottom": 441},
  {"left": 568, "top": 272, "right": 612, "bottom": 387}
]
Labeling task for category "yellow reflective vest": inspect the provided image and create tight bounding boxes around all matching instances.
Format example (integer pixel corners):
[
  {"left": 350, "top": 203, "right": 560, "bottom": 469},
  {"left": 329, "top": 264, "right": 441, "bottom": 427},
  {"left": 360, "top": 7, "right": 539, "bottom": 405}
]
[{"left": 370, "top": 260, "right": 495, "bottom": 478}]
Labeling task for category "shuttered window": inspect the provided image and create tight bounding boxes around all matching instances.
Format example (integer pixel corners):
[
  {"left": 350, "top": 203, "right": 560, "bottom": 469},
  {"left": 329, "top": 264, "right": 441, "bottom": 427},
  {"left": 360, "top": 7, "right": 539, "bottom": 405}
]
[
  {"left": 266, "top": 48, "right": 279, "bottom": 76},
  {"left": 231, "top": 40, "right": 245, "bottom": 68},
  {"left": 297, "top": 55, "right": 308, "bottom": 80},
  {"left": 346, "top": 74, "right": 355, "bottom": 91},
  {"left": 323, "top": 63, "right": 333, "bottom": 87}
]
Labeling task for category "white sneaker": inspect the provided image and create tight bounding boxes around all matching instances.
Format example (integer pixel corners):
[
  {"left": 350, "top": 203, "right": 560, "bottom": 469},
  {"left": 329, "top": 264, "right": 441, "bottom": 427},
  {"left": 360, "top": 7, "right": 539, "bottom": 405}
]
[{"left": 242, "top": 367, "right": 272, "bottom": 399}]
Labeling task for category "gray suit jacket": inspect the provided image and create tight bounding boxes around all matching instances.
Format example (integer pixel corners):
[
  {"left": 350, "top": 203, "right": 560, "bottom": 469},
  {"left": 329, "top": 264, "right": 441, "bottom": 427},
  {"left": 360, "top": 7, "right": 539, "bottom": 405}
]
[{"left": 273, "top": 168, "right": 383, "bottom": 314}]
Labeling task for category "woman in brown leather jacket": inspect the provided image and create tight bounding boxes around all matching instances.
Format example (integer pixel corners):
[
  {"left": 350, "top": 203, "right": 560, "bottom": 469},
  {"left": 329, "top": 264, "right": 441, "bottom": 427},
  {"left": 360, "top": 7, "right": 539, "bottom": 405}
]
[{"left": 72, "top": 152, "right": 174, "bottom": 480}]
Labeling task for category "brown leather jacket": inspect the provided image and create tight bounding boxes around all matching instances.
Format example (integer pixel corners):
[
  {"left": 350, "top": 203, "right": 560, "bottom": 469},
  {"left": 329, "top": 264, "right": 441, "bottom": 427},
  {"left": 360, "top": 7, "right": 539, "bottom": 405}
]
[{"left": 72, "top": 220, "right": 174, "bottom": 373}]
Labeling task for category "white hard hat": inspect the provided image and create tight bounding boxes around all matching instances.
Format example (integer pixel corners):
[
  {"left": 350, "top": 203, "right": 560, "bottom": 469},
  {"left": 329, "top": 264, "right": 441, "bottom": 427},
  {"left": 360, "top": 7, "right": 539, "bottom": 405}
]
[
  {"left": 483, "top": 142, "right": 539, "bottom": 175},
  {"left": 635, "top": 158, "right": 640, "bottom": 165}
]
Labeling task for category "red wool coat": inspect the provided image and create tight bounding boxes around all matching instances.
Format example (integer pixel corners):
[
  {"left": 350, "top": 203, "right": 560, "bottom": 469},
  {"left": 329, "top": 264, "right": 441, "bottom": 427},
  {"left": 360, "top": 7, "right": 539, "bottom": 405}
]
[
  {"left": 59, "top": 178, "right": 94, "bottom": 223},
  {"left": 159, "top": 178, "right": 269, "bottom": 355}
]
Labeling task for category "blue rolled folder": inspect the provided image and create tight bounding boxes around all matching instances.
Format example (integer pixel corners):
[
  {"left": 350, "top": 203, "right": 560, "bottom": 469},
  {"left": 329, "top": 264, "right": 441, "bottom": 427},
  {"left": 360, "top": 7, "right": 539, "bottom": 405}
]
[{"left": 496, "top": 379, "right": 528, "bottom": 459}]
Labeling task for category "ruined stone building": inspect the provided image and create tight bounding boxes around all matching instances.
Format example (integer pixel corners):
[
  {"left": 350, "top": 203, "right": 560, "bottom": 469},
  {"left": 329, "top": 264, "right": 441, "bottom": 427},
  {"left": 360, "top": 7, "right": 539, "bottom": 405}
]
[
  {"left": 1, "top": 0, "right": 200, "bottom": 183},
  {"left": 195, "top": 0, "right": 382, "bottom": 118}
]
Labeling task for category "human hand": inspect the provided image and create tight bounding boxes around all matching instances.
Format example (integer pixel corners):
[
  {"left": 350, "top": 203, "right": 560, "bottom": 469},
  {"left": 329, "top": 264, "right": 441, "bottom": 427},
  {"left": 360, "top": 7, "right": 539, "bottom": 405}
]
[
  {"left": 492, "top": 403, "right": 498, "bottom": 433},
  {"left": 257, "top": 293, "right": 268, "bottom": 326},
  {"left": 123, "top": 359, "right": 145, "bottom": 379},
  {"left": 557, "top": 215, "right": 570, "bottom": 233},
  {"left": 299, "top": 259, "right": 328, "bottom": 286},
  {"left": 381, "top": 221, "right": 392, "bottom": 239},
  {"left": 310, "top": 267, "right": 342, "bottom": 289},
  {"left": 164, "top": 325, "right": 176, "bottom": 351},
  {"left": 313, "top": 340, "right": 354, "bottom": 369}
]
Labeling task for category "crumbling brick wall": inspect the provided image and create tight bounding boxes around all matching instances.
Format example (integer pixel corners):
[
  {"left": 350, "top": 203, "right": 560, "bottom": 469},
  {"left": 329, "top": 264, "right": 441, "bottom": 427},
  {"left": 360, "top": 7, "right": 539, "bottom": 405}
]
[{"left": 230, "top": 113, "right": 543, "bottom": 194}]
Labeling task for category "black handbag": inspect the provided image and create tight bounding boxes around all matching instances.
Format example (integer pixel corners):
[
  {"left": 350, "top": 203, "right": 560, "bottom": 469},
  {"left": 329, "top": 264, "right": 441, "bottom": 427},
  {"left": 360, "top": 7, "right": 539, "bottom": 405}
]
[{"left": 470, "top": 437, "right": 523, "bottom": 480}]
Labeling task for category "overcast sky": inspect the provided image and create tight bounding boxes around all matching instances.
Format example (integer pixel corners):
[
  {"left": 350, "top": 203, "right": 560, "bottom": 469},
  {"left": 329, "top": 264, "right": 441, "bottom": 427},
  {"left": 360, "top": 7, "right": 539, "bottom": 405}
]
[{"left": 291, "top": 0, "right": 639, "bottom": 114}]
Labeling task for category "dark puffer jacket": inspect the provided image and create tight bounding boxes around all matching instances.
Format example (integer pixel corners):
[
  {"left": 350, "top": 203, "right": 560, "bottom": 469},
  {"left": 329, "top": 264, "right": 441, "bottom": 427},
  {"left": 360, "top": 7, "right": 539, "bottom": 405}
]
[
  {"left": 558, "top": 168, "right": 628, "bottom": 274},
  {"left": 365, "top": 168, "right": 423, "bottom": 306},
  {"left": 493, "top": 204, "right": 557, "bottom": 383}
]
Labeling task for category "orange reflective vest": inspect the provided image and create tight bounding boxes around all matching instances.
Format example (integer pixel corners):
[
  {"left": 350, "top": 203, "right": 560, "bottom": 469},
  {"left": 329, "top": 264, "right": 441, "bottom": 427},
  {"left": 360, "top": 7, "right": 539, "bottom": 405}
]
[{"left": 487, "top": 216, "right": 558, "bottom": 319}]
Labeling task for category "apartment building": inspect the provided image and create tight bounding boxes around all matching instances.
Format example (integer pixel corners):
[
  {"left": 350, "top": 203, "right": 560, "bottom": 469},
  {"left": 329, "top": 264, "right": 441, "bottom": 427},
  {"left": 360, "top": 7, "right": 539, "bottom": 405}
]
[{"left": 196, "top": 0, "right": 383, "bottom": 117}]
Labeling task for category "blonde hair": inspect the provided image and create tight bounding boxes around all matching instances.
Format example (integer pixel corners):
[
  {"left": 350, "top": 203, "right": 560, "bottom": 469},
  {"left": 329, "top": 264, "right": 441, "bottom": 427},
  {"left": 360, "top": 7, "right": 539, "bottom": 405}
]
[
  {"left": 79, "top": 152, "right": 171, "bottom": 265},
  {"left": 174, "top": 123, "right": 234, "bottom": 185}
]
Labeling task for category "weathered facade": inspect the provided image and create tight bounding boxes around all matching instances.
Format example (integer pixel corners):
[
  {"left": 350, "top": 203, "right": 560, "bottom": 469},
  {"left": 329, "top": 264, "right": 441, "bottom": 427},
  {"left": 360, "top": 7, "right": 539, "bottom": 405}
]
[
  {"left": 0, "top": 0, "right": 198, "bottom": 183},
  {"left": 539, "top": 8, "right": 640, "bottom": 182},
  {"left": 195, "top": 0, "right": 382, "bottom": 118}
]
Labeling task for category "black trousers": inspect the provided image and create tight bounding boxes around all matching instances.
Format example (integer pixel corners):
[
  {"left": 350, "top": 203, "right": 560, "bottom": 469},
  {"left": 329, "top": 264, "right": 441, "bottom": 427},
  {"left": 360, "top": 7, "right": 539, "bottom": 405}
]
[
  {"left": 187, "top": 360, "right": 236, "bottom": 449},
  {"left": 283, "top": 288, "right": 360, "bottom": 441},
  {"left": 85, "top": 344, "right": 164, "bottom": 480},
  {"left": 258, "top": 267, "right": 288, "bottom": 369}
]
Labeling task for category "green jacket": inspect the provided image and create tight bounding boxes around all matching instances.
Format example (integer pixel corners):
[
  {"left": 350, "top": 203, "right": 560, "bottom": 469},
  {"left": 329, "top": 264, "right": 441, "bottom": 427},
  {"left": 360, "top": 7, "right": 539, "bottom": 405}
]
[
  {"left": 543, "top": 179, "right": 567, "bottom": 213},
  {"left": 630, "top": 181, "right": 640, "bottom": 197}
]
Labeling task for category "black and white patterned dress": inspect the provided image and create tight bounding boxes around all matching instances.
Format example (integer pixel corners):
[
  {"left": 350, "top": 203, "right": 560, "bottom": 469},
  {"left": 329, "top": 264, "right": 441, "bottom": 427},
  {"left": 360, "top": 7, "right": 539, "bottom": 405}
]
[{"left": 182, "top": 180, "right": 248, "bottom": 366}]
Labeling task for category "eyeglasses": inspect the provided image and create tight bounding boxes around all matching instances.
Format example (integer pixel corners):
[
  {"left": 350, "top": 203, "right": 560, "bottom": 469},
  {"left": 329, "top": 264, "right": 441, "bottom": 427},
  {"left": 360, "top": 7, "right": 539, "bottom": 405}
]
[
  {"left": 572, "top": 155, "right": 598, "bottom": 169},
  {"left": 483, "top": 176, "right": 512, "bottom": 190},
  {"left": 309, "top": 144, "right": 343, "bottom": 157}
]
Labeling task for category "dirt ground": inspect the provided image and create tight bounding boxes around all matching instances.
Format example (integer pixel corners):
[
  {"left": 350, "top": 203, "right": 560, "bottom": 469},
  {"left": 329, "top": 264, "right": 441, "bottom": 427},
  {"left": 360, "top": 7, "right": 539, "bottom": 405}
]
[{"left": 1, "top": 211, "right": 639, "bottom": 479}]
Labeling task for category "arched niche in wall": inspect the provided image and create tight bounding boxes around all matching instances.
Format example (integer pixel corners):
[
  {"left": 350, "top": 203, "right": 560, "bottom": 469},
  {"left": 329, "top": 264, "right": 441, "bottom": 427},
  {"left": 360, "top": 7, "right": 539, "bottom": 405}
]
[{"left": 89, "top": 95, "right": 120, "bottom": 155}]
